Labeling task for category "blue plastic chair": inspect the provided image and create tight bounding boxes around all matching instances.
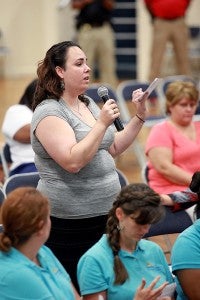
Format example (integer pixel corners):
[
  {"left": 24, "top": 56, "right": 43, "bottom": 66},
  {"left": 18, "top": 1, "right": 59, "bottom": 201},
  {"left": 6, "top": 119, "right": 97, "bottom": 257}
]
[
  {"left": 85, "top": 83, "right": 118, "bottom": 106},
  {"left": 3, "top": 172, "right": 40, "bottom": 195},
  {"left": 116, "top": 168, "right": 129, "bottom": 188},
  {"left": 116, "top": 79, "right": 166, "bottom": 127},
  {"left": 0, "top": 187, "right": 5, "bottom": 205},
  {"left": 156, "top": 75, "right": 198, "bottom": 116},
  {"left": 0, "top": 143, "right": 12, "bottom": 180}
]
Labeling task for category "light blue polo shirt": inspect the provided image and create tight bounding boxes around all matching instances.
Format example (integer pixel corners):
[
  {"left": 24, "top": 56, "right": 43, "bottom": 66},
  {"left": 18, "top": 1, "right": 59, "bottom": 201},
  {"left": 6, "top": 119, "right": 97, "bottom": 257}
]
[
  {"left": 0, "top": 245, "right": 75, "bottom": 300},
  {"left": 77, "top": 234, "right": 174, "bottom": 300},
  {"left": 172, "top": 219, "right": 200, "bottom": 300}
]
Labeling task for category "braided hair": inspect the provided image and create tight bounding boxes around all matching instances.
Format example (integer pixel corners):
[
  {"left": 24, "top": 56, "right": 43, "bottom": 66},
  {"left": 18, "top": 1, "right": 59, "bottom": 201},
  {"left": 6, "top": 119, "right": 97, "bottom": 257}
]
[{"left": 106, "top": 183, "right": 164, "bottom": 285}]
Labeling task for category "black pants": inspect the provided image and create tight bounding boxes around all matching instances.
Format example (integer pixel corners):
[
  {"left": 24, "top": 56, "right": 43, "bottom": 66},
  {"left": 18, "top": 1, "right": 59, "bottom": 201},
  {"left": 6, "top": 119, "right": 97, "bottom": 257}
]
[{"left": 45, "top": 215, "right": 107, "bottom": 292}]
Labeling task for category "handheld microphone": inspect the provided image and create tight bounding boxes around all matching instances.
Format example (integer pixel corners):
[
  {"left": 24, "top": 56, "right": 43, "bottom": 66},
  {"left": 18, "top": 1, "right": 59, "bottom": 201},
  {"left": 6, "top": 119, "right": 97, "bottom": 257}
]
[{"left": 97, "top": 86, "right": 124, "bottom": 132}]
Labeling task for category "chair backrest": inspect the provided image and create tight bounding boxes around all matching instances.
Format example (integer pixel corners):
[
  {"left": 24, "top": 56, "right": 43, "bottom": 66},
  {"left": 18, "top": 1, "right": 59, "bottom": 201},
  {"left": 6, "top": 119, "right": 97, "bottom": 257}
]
[
  {"left": 3, "top": 172, "right": 40, "bottom": 195},
  {"left": 0, "top": 186, "right": 5, "bottom": 205},
  {"left": 85, "top": 83, "right": 118, "bottom": 106},
  {"left": 116, "top": 79, "right": 166, "bottom": 127},
  {"left": 156, "top": 75, "right": 198, "bottom": 114},
  {"left": 0, "top": 143, "right": 12, "bottom": 181},
  {"left": 0, "top": 187, "right": 6, "bottom": 233},
  {"left": 141, "top": 164, "right": 149, "bottom": 184},
  {"left": 158, "top": 74, "right": 196, "bottom": 94},
  {"left": 116, "top": 168, "right": 129, "bottom": 188}
]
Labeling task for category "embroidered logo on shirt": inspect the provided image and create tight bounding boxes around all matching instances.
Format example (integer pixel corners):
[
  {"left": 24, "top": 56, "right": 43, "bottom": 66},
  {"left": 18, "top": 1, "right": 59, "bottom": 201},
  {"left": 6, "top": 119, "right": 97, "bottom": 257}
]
[
  {"left": 52, "top": 267, "right": 59, "bottom": 273},
  {"left": 146, "top": 262, "right": 154, "bottom": 267}
]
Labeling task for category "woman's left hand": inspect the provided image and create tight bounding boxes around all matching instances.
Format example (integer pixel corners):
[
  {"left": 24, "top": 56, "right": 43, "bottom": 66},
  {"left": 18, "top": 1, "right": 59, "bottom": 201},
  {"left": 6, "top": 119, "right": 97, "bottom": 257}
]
[{"left": 132, "top": 89, "right": 148, "bottom": 117}]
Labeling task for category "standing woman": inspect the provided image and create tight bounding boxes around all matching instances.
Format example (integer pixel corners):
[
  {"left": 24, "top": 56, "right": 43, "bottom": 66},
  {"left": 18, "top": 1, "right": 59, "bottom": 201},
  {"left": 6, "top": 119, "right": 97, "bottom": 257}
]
[{"left": 31, "top": 40, "right": 148, "bottom": 289}]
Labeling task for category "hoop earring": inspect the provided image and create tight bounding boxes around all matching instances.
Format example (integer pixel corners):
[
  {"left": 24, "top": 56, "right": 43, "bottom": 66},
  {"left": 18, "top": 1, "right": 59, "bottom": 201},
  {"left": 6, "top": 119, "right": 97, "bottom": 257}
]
[
  {"left": 60, "top": 80, "right": 65, "bottom": 91},
  {"left": 117, "top": 223, "right": 124, "bottom": 231},
  {"left": 0, "top": 224, "right": 4, "bottom": 233}
]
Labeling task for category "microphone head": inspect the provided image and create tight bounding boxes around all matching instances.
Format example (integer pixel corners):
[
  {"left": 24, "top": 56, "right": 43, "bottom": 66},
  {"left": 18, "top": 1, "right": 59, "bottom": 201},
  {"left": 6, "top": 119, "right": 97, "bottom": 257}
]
[{"left": 97, "top": 86, "right": 109, "bottom": 98}]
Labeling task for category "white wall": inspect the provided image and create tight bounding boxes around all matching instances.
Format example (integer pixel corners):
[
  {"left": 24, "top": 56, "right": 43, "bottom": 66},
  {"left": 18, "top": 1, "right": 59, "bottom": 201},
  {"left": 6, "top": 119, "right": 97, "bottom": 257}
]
[
  {"left": 0, "top": 0, "right": 74, "bottom": 77},
  {"left": 0, "top": 0, "right": 199, "bottom": 80}
]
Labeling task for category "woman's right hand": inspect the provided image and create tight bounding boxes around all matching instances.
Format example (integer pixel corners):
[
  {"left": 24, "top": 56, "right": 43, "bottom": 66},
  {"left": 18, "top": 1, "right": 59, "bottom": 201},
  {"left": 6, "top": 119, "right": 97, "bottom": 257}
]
[
  {"left": 98, "top": 99, "right": 120, "bottom": 128},
  {"left": 134, "top": 276, "right": 169, "bottom": 300}
]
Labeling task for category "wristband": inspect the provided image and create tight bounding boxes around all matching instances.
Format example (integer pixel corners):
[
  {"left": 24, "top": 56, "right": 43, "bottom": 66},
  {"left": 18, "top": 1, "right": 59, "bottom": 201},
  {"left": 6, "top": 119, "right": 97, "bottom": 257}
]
[{"left": 136, "top": 114, "right": 145, "bottom": 123}]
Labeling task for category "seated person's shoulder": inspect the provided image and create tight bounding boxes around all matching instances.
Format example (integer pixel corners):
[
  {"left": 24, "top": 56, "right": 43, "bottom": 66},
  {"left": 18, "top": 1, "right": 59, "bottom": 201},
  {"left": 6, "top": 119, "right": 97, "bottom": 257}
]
[
  {"left": 0, "top": 256, "right": 52, "bottom": 299},
  {"left": 172, "top": 221, "right": 200, "bottom": 269},
  {"left": 173, "top": 221, "right": 200, "bottom": 250},
  {"left": 150, "top": 120, "right": 170, "bottom": 132},
  {"left": 4, "top": 104, "right": 32, "bottom": 119}
]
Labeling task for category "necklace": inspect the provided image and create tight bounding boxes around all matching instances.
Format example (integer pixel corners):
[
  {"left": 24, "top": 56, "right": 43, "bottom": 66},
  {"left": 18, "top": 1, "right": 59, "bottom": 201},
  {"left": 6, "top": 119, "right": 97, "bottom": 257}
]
[
  {"left": 61, "top": 97, "right": 83, "bottom": 117},
  {"left": 71, "top": 99, "right": 82, "bottom": 117}
]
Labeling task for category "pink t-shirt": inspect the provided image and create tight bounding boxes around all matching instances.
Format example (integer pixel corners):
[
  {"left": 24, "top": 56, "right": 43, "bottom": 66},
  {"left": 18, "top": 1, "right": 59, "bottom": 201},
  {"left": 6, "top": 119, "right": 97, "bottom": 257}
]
[{"left": 145, "top": 120, "right": 200, "bottom": 193}]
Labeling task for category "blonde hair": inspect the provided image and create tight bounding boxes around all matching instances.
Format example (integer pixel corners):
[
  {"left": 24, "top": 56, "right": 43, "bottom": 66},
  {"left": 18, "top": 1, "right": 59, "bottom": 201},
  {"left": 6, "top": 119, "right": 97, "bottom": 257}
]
[{"left": 165, "top": 81, "right": 199, "bottom": 114}]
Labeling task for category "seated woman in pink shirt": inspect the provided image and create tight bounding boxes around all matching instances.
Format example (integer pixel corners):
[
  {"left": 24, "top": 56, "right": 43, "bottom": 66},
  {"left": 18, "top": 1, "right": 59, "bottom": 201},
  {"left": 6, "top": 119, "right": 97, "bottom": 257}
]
[{"left": 145, "top": 81, "right": 200, "bottom": 194}]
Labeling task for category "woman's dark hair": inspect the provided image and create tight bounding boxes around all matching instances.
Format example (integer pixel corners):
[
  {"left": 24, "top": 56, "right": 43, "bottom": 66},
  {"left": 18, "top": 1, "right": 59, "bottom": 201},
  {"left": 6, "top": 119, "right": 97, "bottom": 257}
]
[
  {"left": 19, "top": 79, "right": 38, "bottom": 110},
  {"left": 190, "top": 171, "right": 200, "bottom": 193},
  {"left": 106, "top": 183, "right": 164, "bottom": 285},
  {"left": 189, "top": 171, "right": 200, "bottom": 216},
  {"left": 32, "top": 41, "right": 89, "bottom": 111}
]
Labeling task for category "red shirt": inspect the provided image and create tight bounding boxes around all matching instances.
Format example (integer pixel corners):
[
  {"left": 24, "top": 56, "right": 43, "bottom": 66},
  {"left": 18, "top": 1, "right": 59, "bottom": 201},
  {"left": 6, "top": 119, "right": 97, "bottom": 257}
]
[{"left": 144, "top": 0, "right": 191, "bottom": 19}]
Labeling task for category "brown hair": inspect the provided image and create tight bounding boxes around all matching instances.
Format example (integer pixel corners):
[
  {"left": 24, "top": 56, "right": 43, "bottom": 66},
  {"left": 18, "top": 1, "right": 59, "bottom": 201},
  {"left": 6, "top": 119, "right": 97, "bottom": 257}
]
[
  {"left": 32, "top": 41, "right": 89, "bottom": 111},
  {"left": 0, "top": 187, "right": 49, "bottom": 251},
  {"left": 165, "top": 81, "right": 199, "bottom": 114},
  {"left": 106, "top": 183, "right": 164, "bottom": 285}
]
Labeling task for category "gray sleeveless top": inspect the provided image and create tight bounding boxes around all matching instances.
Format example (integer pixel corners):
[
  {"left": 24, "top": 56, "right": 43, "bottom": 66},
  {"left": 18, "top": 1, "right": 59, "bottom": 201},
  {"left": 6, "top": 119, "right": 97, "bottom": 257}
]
[{"left": 31, "top": 98, "right": 121, "bottom": 219}]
